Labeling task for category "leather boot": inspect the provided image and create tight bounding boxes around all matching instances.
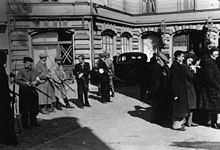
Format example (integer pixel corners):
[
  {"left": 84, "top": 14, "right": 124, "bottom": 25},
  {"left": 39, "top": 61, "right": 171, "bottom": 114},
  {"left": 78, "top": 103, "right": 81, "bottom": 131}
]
[{"left": 64, "top": 98, "right": 74, "bottom": 108}]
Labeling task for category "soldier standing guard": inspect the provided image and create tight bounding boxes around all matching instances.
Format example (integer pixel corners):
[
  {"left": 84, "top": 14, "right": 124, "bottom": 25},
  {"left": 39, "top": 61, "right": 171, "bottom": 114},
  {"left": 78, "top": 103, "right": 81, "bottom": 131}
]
[
  {"left": 104, "top": 53, "right": 115, "bottom": 97},
  {"left": 15, "top": 57, "right": 41, "bottom": 128},
  {"left": 96, "top": 53, "right": 110, "bottom": 103},
  {"left": 50, "top": 56, "right": 74, "bottom": 109},
  {"left": 36, "top": 53, "right": 56, "bottom": 114},
  {"left": 73, "top": 55, "right": 91, "bottom": 108}
]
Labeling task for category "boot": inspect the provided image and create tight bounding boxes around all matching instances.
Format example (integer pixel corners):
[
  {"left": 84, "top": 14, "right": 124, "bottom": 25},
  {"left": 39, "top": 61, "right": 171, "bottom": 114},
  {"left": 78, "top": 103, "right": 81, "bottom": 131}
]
[
  {"left": 55, "top": 98, "right": 62, "bottom": 110},
  {"left": 64, "top": 98, "right": 74, "bottom": 108}
]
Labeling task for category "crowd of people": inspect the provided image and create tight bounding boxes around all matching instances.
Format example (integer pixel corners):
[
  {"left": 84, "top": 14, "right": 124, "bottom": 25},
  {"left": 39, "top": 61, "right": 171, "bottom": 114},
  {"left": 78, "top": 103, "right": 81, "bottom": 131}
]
[{"left": 143, "top": 47, "right": 220, "bottom": 131}]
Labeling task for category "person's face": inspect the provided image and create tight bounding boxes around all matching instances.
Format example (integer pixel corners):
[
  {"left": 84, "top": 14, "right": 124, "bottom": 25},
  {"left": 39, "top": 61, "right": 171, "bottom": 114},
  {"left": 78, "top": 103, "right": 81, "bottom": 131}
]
[
  {"left": 24, "top": 61, "right": 32, "bottom": 69},
  {"left": 41, "top": 57, "right": 47, "bottom": 63},
  {"left": 177, "top": 53, "right": 185, "bottom": 63},
  {"left": 78, "top": 57, "right": 84, "bottom": 63},
  {"left": 211, "top": 51, "right": 219, "bottom": 60},
  {"left": 186, "top": 58, "right": 193, "bottom": 66}
]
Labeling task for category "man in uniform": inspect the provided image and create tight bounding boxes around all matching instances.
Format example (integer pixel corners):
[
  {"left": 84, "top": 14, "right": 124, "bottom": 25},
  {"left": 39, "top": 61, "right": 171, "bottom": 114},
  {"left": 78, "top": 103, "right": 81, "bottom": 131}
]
[
  {"left": 36, "top": 53, "right": 55, "bottom": 114},
  {"left": 104, "top": 53, "right": 115, "bottom": 97},
  {"left": 50, "top": 56, "right": 74, "bottom": 109},
  {"left": 15, "top": 57, "right": 40, "bottom": 128},
  {"left": 73, "top": 55, "right": 91, "bottom": 108},
  {"left": 96, "top": 53, "right": 110, "bottom": 103}
]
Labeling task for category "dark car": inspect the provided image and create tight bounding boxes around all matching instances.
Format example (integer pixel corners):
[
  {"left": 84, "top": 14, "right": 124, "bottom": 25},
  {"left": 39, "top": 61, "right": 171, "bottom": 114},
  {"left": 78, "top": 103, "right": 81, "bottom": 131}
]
[{"left": 114, "top": 52, "right": 148, "bottom": 85}]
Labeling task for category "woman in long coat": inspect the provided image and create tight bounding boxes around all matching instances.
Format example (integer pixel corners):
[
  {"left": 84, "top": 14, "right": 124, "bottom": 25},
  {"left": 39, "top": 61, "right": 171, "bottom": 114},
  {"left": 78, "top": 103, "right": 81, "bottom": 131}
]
[
  {"left": 183, "top": 54, "right": 197, "bottom": 126},
  {"left": 199, "top": 47, "right": 220, "bottom": 127},
  {"left": 170, "top": 50, "right": 188, "bottom": 130}
]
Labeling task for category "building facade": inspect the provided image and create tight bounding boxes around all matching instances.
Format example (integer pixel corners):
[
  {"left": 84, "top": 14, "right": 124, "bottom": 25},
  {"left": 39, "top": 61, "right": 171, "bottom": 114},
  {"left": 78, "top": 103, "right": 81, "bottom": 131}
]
[{"left": 1, "top": 0, "right": 220, "bottom": 74}]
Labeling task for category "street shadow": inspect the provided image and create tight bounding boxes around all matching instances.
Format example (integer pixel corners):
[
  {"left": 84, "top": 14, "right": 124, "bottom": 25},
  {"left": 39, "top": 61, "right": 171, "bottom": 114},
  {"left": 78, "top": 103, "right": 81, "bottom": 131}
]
[
  {"left": 0, "top": 117, "right": 112, "bottom": 150},
  {"left": 115, "top": 85, "right": 140, "bottom": 101},
  {"left": 34, "top": 127, "right": 113, "bottom": 150},
  {"left": 128, "top": 105, "right": 171, "bottom": 129},
  {"left": 171, "top": 141, "right": 220, "bottom": 150}
]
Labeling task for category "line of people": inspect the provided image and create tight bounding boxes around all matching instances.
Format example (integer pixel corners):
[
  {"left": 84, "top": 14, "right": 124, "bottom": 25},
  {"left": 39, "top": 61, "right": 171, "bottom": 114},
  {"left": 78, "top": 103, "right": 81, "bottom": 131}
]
[{"left": 145, "top": 47, "right": 220, "bottom": 131}]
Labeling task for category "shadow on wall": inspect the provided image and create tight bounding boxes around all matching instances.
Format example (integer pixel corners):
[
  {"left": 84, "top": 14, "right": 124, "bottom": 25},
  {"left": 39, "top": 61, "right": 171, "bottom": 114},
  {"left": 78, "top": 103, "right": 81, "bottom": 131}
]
[
  {"left": 0, "top": 117, "right": 112, "bottom": 150},
  {"left": 171, "top": 141, "right": 220, "bottom": 150}
]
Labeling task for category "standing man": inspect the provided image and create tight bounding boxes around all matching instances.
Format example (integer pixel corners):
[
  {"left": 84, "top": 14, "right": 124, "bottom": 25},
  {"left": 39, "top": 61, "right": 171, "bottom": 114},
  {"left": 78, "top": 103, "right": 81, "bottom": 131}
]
[
  {"left": 96, "top": 53, "right": 110, "bottom": 103},
  {"left": 199, "top": 47, "right": 220, "bottom": 128},
  {"left": 73, "top": 55, "right": 91, "bottom": 108},
  {"left": 36, "top": 53, "right": 55, "bottom": 114},
  {"left": 170, "top": 50, "right": 188, "bottom": 131},
  {"left": 0, "top": 51, "right": 17, "bottom": 145},
  {"left": 50, "top": 56, "right": 74, "bottom": 109},
  {"left": 15, "top": 57, "right": 40, "bottom": 128},
  {"left": 104, "top": 53, "right": 115, "bottom": 97}
]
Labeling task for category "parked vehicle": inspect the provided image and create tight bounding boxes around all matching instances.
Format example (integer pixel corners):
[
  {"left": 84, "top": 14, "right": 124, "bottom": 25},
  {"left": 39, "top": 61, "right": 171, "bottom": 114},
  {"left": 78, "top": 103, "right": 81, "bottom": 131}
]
[{"left": 114, "top": 52, "right": 148, "bottom": 85}]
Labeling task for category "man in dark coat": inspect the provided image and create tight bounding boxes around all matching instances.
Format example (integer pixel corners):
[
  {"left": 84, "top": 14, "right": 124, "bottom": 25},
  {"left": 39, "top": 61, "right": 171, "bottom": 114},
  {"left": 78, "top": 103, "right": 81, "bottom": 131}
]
[
  {"left": 170, "top": 50, "right": 188, "bottom": 131},
  {"left": 0, "top": 51, "right": 17, "bottom": 145},
  {"left": 73, "top": 55, "right": 91, "bottom": 108},
  {"left": 199, "top": 47, "right": 220, "bottom": 128},
  {"left": 15, "top": 57, "right": 40, "bottom": 128},
  {"left": 96, "top": 53, "right": 110, "bottom": 103}
]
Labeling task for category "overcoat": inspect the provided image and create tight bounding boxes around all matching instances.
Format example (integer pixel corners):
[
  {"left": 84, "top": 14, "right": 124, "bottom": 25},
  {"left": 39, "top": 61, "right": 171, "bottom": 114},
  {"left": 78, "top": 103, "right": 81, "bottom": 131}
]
[
  {"left": 199, "top": 56, "right": 220, "bottom": 113},
  {"left": 96, "top": 59, "right": 110, "bottom": 102},
  {"left": 170, "top": 61, "right": 188, "bottom": 118},
  {"left": 36, "top": 61, "right": 55, "bottom": 105},
  {"left": 182, "top": 64, "right": 197, "bottom": 110}
]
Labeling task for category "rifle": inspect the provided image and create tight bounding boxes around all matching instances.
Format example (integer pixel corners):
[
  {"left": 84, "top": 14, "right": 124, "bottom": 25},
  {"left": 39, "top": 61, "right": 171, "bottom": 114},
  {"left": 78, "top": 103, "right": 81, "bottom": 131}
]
[{"left": 11, "top": 61, "right": 22, "bottom": 134}]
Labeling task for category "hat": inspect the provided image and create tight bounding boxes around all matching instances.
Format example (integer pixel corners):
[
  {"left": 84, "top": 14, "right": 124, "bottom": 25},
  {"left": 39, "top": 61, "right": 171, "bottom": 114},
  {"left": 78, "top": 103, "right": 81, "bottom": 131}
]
[
  {"left": 55, "top": 56, "right": 62, "bottom": 61},
  {"left": 157, "top": 52, "right": 169, "bottom": 63},
  {"left": 23, "top": 57, "right": 33, "bottom": 63},
  {"left": 39, "top": 53, "right": 48, "bottom": 58},
  {"left": 99, "top": 53, "right": 106, "bottom": 58},
  {"left": 104, "top": 52, "right": 110, "bottom": 57}
]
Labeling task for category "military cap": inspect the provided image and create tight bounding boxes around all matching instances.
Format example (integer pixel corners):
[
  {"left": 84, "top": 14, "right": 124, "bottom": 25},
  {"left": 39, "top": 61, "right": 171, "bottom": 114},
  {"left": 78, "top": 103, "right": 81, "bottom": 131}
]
[
  {"left": 39, "top": 53, "right": 48, "bottom": 58},
  {"left": 23, "top": 57, "right": 33, "bottom": 63}
]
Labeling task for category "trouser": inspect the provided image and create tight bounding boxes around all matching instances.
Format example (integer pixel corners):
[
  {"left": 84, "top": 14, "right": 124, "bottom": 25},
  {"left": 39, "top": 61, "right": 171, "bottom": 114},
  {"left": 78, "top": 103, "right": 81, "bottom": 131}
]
[
  {"left": 77, "top": 80, "right": 89, "bottom": 106},
  {"left": 100, "top": 78, "right": 110, "bottom": 102}
]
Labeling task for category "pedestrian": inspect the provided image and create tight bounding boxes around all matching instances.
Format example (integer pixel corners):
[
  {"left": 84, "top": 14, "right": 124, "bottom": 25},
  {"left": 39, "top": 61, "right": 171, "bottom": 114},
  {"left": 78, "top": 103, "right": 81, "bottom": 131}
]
[
  {"left": 36, "top": 53, "right": 56, "bottom": 114},
  {"left": 182, "top": 53, "right": 198, "bottom": 127},
  {"left": 104, "top": 53, "right": 115, "bottom": 97},
  {"left": 170, "top": 50, "right": 188, "bottom": 131},
  {"left": 15, "top": 57, "right": 41, "bottom": 128},
  {"left": 96, "top": 53, "right": 110, "bottom": 103},
  {"left": 199, "top": 47, "right": 220, "bottom": 128},
  {"left": 50, "top": 56, "right": 74, "bottom": 109},
  {"left": 0, "top": 51, "right": 17, "bottom": 145},
  {"left": 73, "top": 55, "right": 91, "bottom": 108}
]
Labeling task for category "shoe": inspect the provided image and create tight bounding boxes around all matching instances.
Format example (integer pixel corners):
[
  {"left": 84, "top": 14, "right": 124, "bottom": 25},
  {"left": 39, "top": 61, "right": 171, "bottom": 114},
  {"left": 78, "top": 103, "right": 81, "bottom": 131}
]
[
  {"left": 173, "top": 126, "right": 186, "bottom": 131},
  {"left": 79, "top": 106, "right": 84, "bottom": 109},
  {"left": 40, "top": 108, "right": 49, "bottom": 114},
  {"left": 111, "top": 93, "right": 115, "bottom": 97},
  {"left": 84, "top": 104, "right": 91, "bottom": 107},
  {"left": 66, "top": 104, "right": 74, "bottom": 108},
  {"left": 186, "top": 122, "right": 198, "bottom": 127}
]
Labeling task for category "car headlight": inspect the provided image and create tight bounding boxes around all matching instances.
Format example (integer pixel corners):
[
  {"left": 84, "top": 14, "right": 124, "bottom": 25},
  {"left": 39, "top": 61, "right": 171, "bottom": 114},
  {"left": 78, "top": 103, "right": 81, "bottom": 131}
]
[{"left": 99, "top": 68, "right": 104, "bottom": 74}]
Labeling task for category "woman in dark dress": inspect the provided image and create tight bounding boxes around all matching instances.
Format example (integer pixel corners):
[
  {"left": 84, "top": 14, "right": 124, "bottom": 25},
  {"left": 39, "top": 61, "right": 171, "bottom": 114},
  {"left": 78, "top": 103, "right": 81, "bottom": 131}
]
[{"left": 0, "top": 51, "right": 17, "bottom": 145}]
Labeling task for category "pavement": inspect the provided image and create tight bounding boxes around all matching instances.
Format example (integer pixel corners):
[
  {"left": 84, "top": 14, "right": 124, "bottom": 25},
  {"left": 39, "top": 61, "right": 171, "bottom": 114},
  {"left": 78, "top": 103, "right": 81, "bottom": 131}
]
[{"left": 1, "top": 84, "right": 220, "bottom": 150}]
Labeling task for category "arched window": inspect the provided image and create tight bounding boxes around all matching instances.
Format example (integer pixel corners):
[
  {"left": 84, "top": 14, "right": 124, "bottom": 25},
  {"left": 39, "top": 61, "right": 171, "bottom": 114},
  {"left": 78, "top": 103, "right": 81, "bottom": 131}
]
[
  {"left": 121, "top": 32, "right": 132, "bottom": 53},
  {"left": 101, "top": 29, "right": 116, "bottom": 58}
]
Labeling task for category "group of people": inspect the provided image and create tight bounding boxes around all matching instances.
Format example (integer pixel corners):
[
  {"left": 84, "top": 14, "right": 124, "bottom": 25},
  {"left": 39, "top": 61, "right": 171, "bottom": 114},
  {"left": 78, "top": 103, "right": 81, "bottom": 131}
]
[{"left": 145, "top": 47, "right": 220, "bottom": 131}]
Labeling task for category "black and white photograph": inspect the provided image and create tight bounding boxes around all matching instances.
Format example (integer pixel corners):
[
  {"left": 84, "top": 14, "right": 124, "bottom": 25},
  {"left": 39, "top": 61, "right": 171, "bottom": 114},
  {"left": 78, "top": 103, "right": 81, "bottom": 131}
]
[{"left": 1, "top": 0, "right": 220, "bottom": 149}]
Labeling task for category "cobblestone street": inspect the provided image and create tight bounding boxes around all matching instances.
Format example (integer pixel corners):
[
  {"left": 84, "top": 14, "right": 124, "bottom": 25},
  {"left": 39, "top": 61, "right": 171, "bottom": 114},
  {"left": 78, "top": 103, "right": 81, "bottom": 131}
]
[{"left": 1, "top": 84, "right": 220, "bottom": 150}]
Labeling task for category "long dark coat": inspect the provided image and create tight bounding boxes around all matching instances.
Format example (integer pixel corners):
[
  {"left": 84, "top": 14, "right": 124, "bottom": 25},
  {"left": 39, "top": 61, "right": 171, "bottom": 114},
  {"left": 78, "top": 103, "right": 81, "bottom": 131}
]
[
  {"left": 199, "top": 56, "right": 220, "bottom": 113},
  {"left": 96, "top": 58, "right": 110, "bottom": 102},
  {"left": 183, "top": 64, "right": 197, "bottom": 110},
  {"left": 15, "top": 68, "right": 39, "bottom": 115},
  {"left": 170, "top": 61, "right": 188, "bottom": 118},
  {"left": 0, "top": 65, "right": 17, "bottom": 145}
]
